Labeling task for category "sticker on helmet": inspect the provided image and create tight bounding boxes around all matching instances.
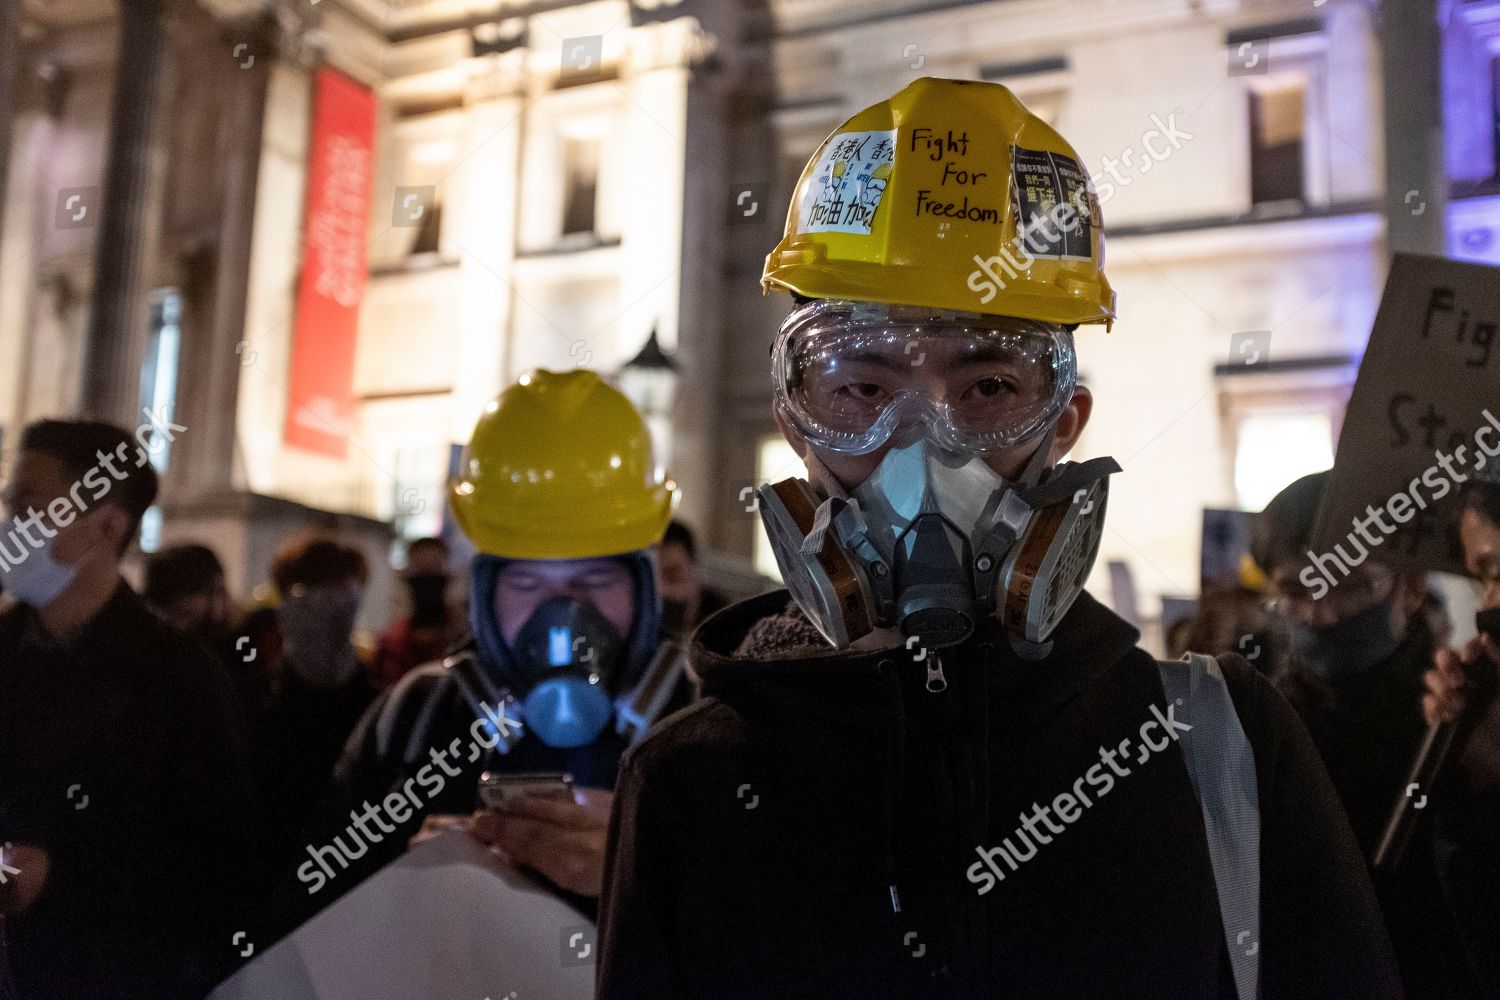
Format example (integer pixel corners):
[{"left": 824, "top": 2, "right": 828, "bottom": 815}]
[
  {"left": 798, "top": 129, "right": 897, "bottom": 235},
  {"left": 1010, "top": 145, "right": 1097, "bottom": 261}
]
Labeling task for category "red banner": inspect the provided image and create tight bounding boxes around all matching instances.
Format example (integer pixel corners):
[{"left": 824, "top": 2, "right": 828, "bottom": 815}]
[{"left": 284, "top": 68, "right": 376, "bottom": 458}]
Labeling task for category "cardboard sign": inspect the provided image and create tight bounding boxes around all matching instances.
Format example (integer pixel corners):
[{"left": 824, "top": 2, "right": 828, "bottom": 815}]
[
  {"left": 209, "top": 831, "right": 596, "bottom": 1000},
  {"left": 1312, "top": 254, "right": 1500, "bottom": 577}
]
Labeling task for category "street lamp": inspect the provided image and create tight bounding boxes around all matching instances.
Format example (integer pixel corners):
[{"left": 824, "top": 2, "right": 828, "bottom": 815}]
[
  {"left": 617, "top": 325, "right": 679, "bottom": 421},
  {"left": 616, "top": 325, "right": 680, "bottom": 463}
]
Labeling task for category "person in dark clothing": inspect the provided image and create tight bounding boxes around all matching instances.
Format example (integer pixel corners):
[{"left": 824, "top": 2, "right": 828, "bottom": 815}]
[
  {"left": 657, "top": 520, "right": 730, "bottom": 637},
  {"left": 144, "top": 541, "right": 272, "bottom": 711},
  {"left": 0, "top": 912, "right": 14, "bottom": 1000},
  {"left": 1254, "top": 469, "right": 1462, "bottom": 997},
  {"left": 371, "top": 535, "right": 463, "bottom": 689},
  {"left": 598, "top": 78, "right": 1399, "bottom": 1000},
  {"left": 287, "top": 371, "right": 690, "bottom": 931},
  {"left": 144, "top": 541, "right": 232, "bottom": 639},
  {"left": 257, "top": 536, "right": 379, "bottom": 887},
  {"left": 1424, "top": 477, "right": 1500, "bottom": 997},
  {"left": 1172, "top": 582, "right": 1286, "bottom": 676},
  {"left": 0, "top": 419, "right": 257, "bottom": 999}
]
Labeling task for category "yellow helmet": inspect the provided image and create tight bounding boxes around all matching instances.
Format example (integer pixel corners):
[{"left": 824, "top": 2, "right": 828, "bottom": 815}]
[
  {"left": 763, "top": 77, "right": 1115, "bottom": 328},
  {"left": 449, "top": 369, "right": 678, "bottom": 559}
]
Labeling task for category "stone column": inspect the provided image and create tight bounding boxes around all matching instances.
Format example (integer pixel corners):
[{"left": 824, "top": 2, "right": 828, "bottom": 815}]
[
  {"left": 1380, "top": 0, "right": 1447, "bottom": 256},
  {"left": 0, "top": 0, "right": 18, "bottom": 241},
  {"left": 79, "top": 0, "right": 172, "bottom": 424},
  {"left": 170, "top": 10, "right": 277, "bottom": 498}
]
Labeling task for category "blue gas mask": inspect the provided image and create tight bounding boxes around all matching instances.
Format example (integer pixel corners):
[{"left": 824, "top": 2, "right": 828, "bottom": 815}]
[{"left": 506, "top": 597, "right": 626, "bottom": 748}]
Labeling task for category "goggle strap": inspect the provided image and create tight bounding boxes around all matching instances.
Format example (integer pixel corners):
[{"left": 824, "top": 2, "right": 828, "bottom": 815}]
[{"left": 1019, "top": 424, "right": 1059, "bottom": 489}]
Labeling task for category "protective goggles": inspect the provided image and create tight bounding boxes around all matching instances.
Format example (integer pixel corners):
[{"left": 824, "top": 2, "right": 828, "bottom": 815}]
[{"left": 773, "top": 299, "right": 1077, "bottom": 456}]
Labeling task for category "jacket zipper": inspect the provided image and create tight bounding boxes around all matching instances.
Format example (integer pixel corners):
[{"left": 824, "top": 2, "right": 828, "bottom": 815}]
[{"left": 926, "top": 650, "right": 948, "bottom": 693}]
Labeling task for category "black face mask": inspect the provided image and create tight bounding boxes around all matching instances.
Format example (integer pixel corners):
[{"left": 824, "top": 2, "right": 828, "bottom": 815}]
[
  {"left": 508, "top": 597, "right": 627, "bottom": 748},
  {"left": 192, "top": 619, "right": 235, "bottom": 655},
  {"left": 406, "top": 573, "right": 450, "bottom": 628},
  {"left": 661, "top": 598, "right": 692, "bottom": 636},
  {"left": 1476, "top": 607, "right": 1500, "bottom": 646},
  {"left": 1289, "top": 593, "right": 1401, "bottom": 680}
]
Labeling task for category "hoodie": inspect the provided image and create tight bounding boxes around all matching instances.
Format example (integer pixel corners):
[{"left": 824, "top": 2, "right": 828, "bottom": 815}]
[{"left": 597, "top": 589, "right": 1401, "bottom": 999}]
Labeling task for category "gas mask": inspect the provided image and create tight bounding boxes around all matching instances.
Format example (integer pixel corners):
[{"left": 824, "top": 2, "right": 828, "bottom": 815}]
[
  {"left": 452, "top": 553, "right": 683, "bottom": 752},
  {"left": 506, "top": 597, "right": 626, "bottom": 748},
  {"left": 759, "top": 299, "right": 1119, "bottom": 650}
]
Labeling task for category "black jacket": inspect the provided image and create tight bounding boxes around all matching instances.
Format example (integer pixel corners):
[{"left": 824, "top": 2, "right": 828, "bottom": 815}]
[
  {"left": 598, "top": 590, "right": 1402, "bottom": 1000},
  {"left": 0, "top": 583, "right": 257, "bottom": 999},
  {"left": 273, "top": 637, "right": 690, "bottom": 933},
  {"left": 1276, "top": 621, "right": 1474, "bottom": 998}
]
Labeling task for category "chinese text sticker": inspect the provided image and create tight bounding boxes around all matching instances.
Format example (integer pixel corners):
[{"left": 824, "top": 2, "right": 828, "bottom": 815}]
[{"left": 798, "top": 129, "right": 897, "bottom": 236}]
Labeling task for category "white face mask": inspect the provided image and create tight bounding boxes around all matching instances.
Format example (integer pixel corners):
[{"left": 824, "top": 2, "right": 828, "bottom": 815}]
[
  {"left": 852, "top": 440, "right": 1011, "bottom": 559},
  {"left": 0, "top": 530, "right": 80, "bottom": 609}
]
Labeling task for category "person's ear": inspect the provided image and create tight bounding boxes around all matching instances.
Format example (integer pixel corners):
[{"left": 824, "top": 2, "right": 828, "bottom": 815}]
[
  {"left": 1048, "top": 386, "right": 1093, "bottom": 463},
  {"left": 89, "top": 504, "right": 133, "bottom": 557},
  {"left": 773, "top": 403, "right": 810, "bottom": 461}
]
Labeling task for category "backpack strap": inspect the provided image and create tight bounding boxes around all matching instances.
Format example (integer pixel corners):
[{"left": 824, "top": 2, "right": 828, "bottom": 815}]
[{"left": 1156, "top": 652, "right": 1261, "bottom": 1000}]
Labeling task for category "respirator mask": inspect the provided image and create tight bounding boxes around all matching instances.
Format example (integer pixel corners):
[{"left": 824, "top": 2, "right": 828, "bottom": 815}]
[
  {"left": 505, "top": 596, "right": 627, "bottom": 748},
  {"left": 757, "top": 299, "right": 1118, "bottom": 650},
  {"left": 450, "top": 553, "right": 683, "bottom": 752}
]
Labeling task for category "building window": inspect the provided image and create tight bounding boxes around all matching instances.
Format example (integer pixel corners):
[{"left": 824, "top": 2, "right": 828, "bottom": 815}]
[
  {"left": 1491, "top": 54, "right": 1500, "bottom": 182},
  {"left": 752, "top": 434, "right": 806, "bottom": 580},
  {"left": 392, "top": 129, "right": 459, "bottom": 262},
  {"left": 1233, "top": 410, "right": 1334, "bottom": 510},
  {"left": 138, "top": 289, "right": 181, "bottom": 473},
  {"left": 135, "top": 289, "right": 181, "bottom": 555},
  {"left": 561, "top": 136, "right": 600, "bottom": 236},
  {"left": 389, "top": 442, "right": 446, "bottom": 541},
  {"left": 1249, "top": 79, "right": 1306, "bottom": 205},
  {"left": 980, "top": 57, "right": 1070, "bottom": 125}
]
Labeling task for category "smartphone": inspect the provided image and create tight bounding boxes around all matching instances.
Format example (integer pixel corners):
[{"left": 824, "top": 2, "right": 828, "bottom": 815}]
[{"left": 478, "top": 771, "right": 575, "bottom": 810}]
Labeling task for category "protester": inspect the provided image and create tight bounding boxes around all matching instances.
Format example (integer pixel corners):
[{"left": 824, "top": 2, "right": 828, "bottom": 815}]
[
  {"left": 295, "top": 370, "right": 691, "bottom": 930},
  {"left": 1422, "top": 477, "right": 1500, "bottom": 996},
  {"left": 597, "top": 78, "right": 1399, "bottom": 999},
  {"left": 1254, "top": 469, "right": 1461, "bottom": 996},
  {"left": 371, "top": 535, "right": 461, "bottom": 688},
  {"left": 1253, "top": 472, "right": 1435, "bottom": 849},
  {"left": 257, "top": 536, "right": 378, "bottom": 886},
  {"left": 142, "top": 541, "right": 272, "bottom": 709},
  {"left": 0, "top": 419, "right": 256, "bottom": 998},
  {"left": 657, "top": 519, "right": 728, "bottom": 636},
  {"left": 1171, "top": 583, "right": 1284, "bottom": 676},
  {"left": 144, "top": 542, "right": 232, "bottom": 637}
]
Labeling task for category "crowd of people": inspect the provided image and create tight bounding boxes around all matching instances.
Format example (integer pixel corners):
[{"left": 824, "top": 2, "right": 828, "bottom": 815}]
[
  {"left": 0, "top": 384, "right": 727, "bottom": 997},
  {"left": 2, "top": 76, "right": 1499, "bottom": 999}
]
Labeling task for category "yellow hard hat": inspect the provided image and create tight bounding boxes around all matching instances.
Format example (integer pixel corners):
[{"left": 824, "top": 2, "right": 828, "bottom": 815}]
[
  {"left": 763, "top": 77, "right": 1115, "bottom": 328},
  {"left": 449, "top": 369, "right": 678, "bottom": 560}
]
